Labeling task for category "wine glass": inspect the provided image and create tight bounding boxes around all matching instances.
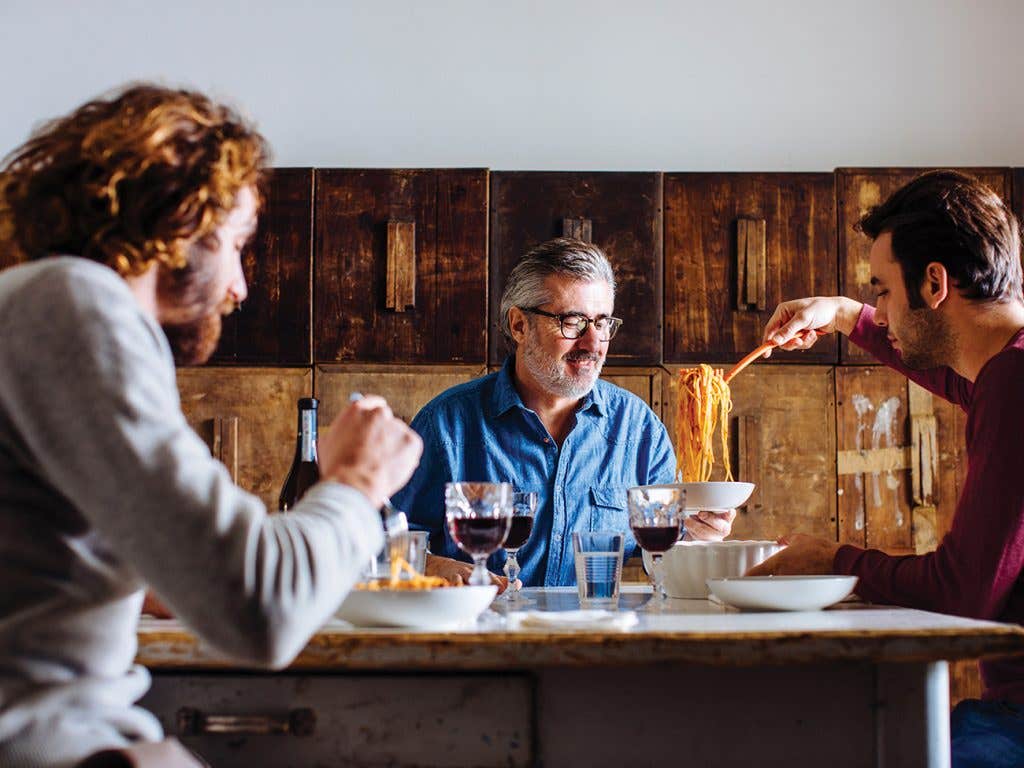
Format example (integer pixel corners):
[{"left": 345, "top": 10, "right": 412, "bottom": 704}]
[
  {"left": 445, "top": 482, "right": 513, "bottom": 587},
  {"left": 497, "top": 491, "right": 537, "bottom": 604},
  {"left": 627, "top": 485, "right": 686, "bottom": 611}
]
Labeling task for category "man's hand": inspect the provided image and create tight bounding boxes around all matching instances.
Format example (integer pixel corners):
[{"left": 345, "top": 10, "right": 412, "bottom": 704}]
[
  {"left": 425, "top": 553, "right": 508, "bottom": 593},
  {"left": 683, "top": 510, "right": 736, "bottom": 541},
  {"left": 318, "top": 395, "right": 423, "bottom": 508},
  {"left": 761, "top": 297, "right": 863, "bottom": 357},
  {"left": 744, "top": 533, "right": 840, "bottom": 576}
]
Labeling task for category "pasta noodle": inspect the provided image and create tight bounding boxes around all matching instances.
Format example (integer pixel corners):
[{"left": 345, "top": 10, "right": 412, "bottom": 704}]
[
  {"left": 675, "top": 364, "right": 734, "bottom": 482},
  {"left": 356, "top": 557, "right": 449, "bottom": 591}
]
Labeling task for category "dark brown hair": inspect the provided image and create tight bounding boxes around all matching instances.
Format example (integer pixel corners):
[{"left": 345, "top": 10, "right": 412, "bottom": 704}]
[
  {"left": 857, "top": 170, "right": 1023, "bottom": 308},
  {"left": 0, "top": 83, "right": 268, "bottom": 275}
]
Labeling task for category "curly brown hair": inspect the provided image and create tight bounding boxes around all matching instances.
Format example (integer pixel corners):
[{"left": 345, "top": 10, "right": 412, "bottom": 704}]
[{"left": 0, "top": 83, "right": 269, "bottom": 276}]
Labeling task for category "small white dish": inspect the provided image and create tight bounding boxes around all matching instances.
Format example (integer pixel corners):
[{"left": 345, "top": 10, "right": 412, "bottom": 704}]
[
  {"left": 336, "top": 585, "right": 497, "bottom": 628},
  {"left": 680, "top": 482, "right": 755, "bottom": 511},
  {"left": 705, "top": 575, "right": 858, "bottom": 612}
]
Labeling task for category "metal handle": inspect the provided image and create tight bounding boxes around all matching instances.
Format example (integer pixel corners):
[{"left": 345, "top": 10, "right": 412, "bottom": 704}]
[
  {"left": 736, "top": 218, "right": 767, "bottom": 311},
  {"left": 386, "top": 218, "right": 416, "bottom": 311},
  {"left": 177, "top": 707, "right": 315, "bottom": 737}
]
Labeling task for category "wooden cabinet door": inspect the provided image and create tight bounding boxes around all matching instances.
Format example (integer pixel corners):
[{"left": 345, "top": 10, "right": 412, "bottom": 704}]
[
  {"left": 660, "top": 365, "right": 837, "bottom": 541},
  {"left": 177, "top": 367, "right": 312, "bottom": 511},
  {"left": 315, "top": 364, "right": 487, "bottom": 426},
  {"left": 315, "top": 169, "right": 488, "bottom": 364},
  {"left": 209, "top": 168, "right": 313, "bottom": 365},
  {"left": 488, "top": 172, "right": 662, "bottom": 367},
  {"left": 600, "top": 367, "right": 666, "bottom": 422},
  {"left": 837, "top": 167, "right": 1012, "bottom": 363},
  {"left": 664, "top": 173, "right": 837, "bottom": 365}
]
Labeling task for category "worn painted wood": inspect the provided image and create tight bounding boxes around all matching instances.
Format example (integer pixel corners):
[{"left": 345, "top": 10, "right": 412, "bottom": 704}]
[
  {"left": 177, "top": 368, "right": 312, "bottom": 511},
  {"left": 836, "top": 167, "right": 1012, "bottom": 363},
  {"left": 664, "top": 172, "right": 838, "bottom": 364},
  {"left": 315, "top": 364, "right": 486, "bottom": 426},
  {"left": 209, "top": 168, "right": 313, "bottom": 366},
  {"left": 141, "top": 673, "right": 532, "bottom": 767},
  {"left": 488, "top": 171, "right": 663, "bottom": 366},
  {"left": 661, "top": 365, "right": 836, "bottom": 542},
  {"left": 600, "top": 366, "right": 665, "bottom": 422},
  {"left": 315, "top": 169, "right": 488, "bottom": 363},
  {"left": 384, "top": 219, "right": 416, "bottom": 311}
]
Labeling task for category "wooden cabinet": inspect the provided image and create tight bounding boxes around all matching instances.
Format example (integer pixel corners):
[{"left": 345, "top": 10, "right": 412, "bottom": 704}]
[
  {"left": 315, "top": 364, "right": 486, "bottom": 425},
  {"left": 314, "top": 169, "right": 488, "bottom": 364},
  {"left": 177, "top": 367, "right": 312, "bottom": 511},
  {"left": 210, "top": 168, "right": 313, "bottom": 365},
  {"left": 835, "top": 366, "right": 962, "bottom": 555},
  {"left": 837, "top": 167, "right": 1013, "bottom": 363},
  {"left": 600, "top": 366, "right": 667, "bottom": 422},
  {"left": 664, "top": 173, "right": 837, "bottom": 364},
  {"left": 659, "top": 365, "right": 837, "bottom": 542},
  {"left": 488, "top": 172, "right": 663, "bottom": 366}
]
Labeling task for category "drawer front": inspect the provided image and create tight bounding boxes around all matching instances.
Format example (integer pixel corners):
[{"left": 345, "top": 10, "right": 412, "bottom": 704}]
[{"left": 141, "top": 673, "right": 532, "bottom": 767}]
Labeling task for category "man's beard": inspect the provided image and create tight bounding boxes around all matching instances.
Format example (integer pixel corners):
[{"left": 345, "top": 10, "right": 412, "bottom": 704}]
[
  {"left": 521, "top": 328, "right": 604, "bottom": 399},
  {"left": 895, "top": 307, "right": 956, "bottom": 370},
  {"left": 156, "top": 251, "right": 236, "bottom": 366},
  {"left": 161, "top": 311, "right": 224, "bottom": 366}
]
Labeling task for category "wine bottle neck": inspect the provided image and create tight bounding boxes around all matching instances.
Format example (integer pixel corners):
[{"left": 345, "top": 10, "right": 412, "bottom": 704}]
[{"left": 296, "top": 408, "right": 318, "bottom": 462}]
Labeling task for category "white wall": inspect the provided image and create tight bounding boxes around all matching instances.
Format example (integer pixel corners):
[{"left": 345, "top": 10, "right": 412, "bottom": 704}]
[{"left": 2, "top": 0, "right": 1023, "bottom": 170}]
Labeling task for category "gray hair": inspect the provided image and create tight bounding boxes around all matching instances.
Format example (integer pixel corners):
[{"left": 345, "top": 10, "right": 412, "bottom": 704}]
[{"left": 499, "top": 237, "right": 616, "bottom": 344}]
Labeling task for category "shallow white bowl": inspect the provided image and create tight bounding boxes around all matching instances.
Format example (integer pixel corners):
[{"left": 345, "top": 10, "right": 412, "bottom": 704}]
[
  {"left": 680, "top": 482, "right": 755, "bottom": 511},
  {"left": 645, "top": 540, "right": 784, "bottom": 598},
  {"left": 706, "top": 575, "right": 858, "bottom": 612},
  {"left": 336, "top": 585, "right": 497, "bottom": 628}
]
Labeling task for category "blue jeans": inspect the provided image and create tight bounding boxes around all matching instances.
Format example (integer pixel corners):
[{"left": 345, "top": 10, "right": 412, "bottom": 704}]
[{"left": 951, "top": 699, "right": 1024, "bottom": 767}]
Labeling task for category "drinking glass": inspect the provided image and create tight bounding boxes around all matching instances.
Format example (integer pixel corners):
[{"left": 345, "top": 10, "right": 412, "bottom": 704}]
[
  {"left": 445, "top": 482, "right": 513, "bottom": 586},
  {"left": 572, "top": 531, "right": 625, "bottom": 609},
  {"left": 627, "top": 485, "right": 686, "bottom": 610},
  {"left": 497, "top": 491, "right": 537, "bottom": 603}
]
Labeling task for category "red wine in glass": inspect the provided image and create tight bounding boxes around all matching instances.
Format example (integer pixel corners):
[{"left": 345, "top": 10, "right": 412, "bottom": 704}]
[
  {"left": 504, "top": 516, "right": 534, "bottom": 550},
  {"left": 631, "top": 524, "right": 681, "bottom": 553},
  {"left": 449, "top": 516, "right": 510, "bottom": 555}
]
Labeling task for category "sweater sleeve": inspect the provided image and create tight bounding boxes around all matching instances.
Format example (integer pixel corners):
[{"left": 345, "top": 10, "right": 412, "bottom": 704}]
[
  {"left": 848, "top": 303, "right": 972, "bottom": 407},
  {"left": 833, "top": 351, "right": 1024, "bottom": 619},
  {"left": 0, "top": 264, "right": 383, "bottom": 669}
]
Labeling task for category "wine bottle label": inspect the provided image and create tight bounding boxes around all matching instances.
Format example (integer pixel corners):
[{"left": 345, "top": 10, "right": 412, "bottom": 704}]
[{"left": 300, "top": 410, "right": 317, "bottom": 460}]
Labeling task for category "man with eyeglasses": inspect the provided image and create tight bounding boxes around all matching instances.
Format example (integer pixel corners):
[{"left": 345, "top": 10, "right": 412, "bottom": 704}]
[{"left": 392, "top": 237, "right": 735, "bottom": 587}]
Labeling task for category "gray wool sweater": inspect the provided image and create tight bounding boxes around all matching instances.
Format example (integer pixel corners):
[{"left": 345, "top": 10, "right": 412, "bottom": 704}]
[{"left": 0, "top": 257, "right": 383, "bottom": 767}]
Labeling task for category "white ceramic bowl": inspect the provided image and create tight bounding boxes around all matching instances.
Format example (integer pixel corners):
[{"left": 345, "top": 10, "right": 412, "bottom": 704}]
[
  {"left": 336, "top": 585, "right": 497, "bottom": 628},
  {"left": 680, "top": 482, "right": 755, "bottom": 511},
  {"left": 645, "top": 540, "right": 785, "bottom": 598},
  {"left": 705, "top": 575, "right": 858, "bottom": 612}
]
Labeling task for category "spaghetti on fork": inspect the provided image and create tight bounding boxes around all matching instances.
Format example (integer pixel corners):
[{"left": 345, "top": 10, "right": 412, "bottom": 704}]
[{"left": 675, "top": 364, "right": 734, "bottom": 483}]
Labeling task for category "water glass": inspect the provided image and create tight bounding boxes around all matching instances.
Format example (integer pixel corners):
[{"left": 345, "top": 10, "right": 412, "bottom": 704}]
[
  {"left": 369, "top": 530, "right": 429, "bottom": 580},
  {"left": 572, "top": 531, "right": 625, "bottom": 609}
]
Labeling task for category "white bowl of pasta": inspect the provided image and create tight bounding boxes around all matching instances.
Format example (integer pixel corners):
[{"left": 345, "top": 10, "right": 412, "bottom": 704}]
[
  {"left": 651, "top": 539, "right": 784, "bottom": 599},
  {"left": 680, "top": 481, "right": 755, "bottom": 511},
  {"left": 336, "top": 584, "right": 498, "bottom": 629}
]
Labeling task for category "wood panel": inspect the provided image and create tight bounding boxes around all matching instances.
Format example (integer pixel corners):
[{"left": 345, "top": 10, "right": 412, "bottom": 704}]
[
  {"left": 661, "top": 365, "right": 836, "bottom": 541},
  {"left": 664, "top": 173, "right": 837, "bottom": 364},
  {"left": 209, "top": 168, "right": 313, "bottom": 365},
  {"left": 314, "top": 169, "right": 488, "bottom": 364},
  {"left": 600, "top": 366, "right": 666, "bottom": 422},
  {"left": 316, "top": 364, "right": 487, "bottom": 426},
  {"left": 837, "top": 167, "right": 1013, "bottom": 363},
  {"left": 489, "top": 172, "right": 662, "bottom": 366},
  {"left": 177, "top": 367, "right": 312, "bottom": 511}
]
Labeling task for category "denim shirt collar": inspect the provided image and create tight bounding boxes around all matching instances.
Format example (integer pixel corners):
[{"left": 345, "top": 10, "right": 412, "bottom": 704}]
[{"left": 490, "top": 356, "right": 607, "bottom": 419}]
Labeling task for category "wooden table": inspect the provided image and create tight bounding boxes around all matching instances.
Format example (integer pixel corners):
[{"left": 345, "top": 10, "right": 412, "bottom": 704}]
[{"left": 136, "top": 587, "right": 1024, "bottom": 768}]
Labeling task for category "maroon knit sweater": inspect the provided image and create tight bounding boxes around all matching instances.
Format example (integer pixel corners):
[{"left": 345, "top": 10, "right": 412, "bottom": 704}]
[{"left": 835, "top": 304, "right": 1024, "bottom": 703}]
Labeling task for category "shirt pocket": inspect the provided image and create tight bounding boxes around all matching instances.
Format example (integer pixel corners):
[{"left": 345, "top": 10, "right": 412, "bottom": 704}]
[{"left": 589, "top": 486, "right": 628, "bottom": 532}]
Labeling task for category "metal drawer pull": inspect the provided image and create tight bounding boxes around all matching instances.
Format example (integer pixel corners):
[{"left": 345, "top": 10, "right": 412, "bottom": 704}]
[{"left": 177, "top": 707, "right": 315, "bottom": 737}]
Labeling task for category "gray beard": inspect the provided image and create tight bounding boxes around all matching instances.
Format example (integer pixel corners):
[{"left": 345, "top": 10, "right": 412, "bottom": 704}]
[{"left": 521, "top": 340, "right": 603, "bottom": 399}]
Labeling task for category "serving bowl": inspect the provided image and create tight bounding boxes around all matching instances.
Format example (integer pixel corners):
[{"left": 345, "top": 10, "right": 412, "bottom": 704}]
[
  {"left": 644, "top": 539, "right": 785, "bottom": 598},
  {"left": 679, "top": 482, "right": 755, "bottom": 511},
  {"left": 705, "top": 575, "right": 858, "bottom": 611},
  {"left": 336, "top": 585, "right": 497, "bottom": 628}
]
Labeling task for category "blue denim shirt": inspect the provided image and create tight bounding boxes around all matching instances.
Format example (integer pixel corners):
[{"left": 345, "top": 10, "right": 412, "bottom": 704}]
[{"left": 391, "top": 358, "right": 677, "bottom": 586}]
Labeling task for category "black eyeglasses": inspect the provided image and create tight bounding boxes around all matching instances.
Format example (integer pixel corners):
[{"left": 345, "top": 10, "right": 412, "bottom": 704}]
[{"left": 521, "top": 307, "right": 623, "bottom": 341}]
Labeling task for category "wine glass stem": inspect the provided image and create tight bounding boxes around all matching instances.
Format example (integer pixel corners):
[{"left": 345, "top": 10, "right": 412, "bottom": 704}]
[
  {"left": 504, "top": 550, "right": 521, "bottom": 594},
  {"left": 470, "top": 555, "right": 490, "bottom": 586},
  {"left": 651, "top": 553, "right": 665, "bottom": 600}
]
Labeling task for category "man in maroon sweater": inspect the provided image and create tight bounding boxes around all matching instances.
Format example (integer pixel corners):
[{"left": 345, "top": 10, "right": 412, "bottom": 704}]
[{"left": 749, "top": 170, "right": 1024, "bottom": 767}]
